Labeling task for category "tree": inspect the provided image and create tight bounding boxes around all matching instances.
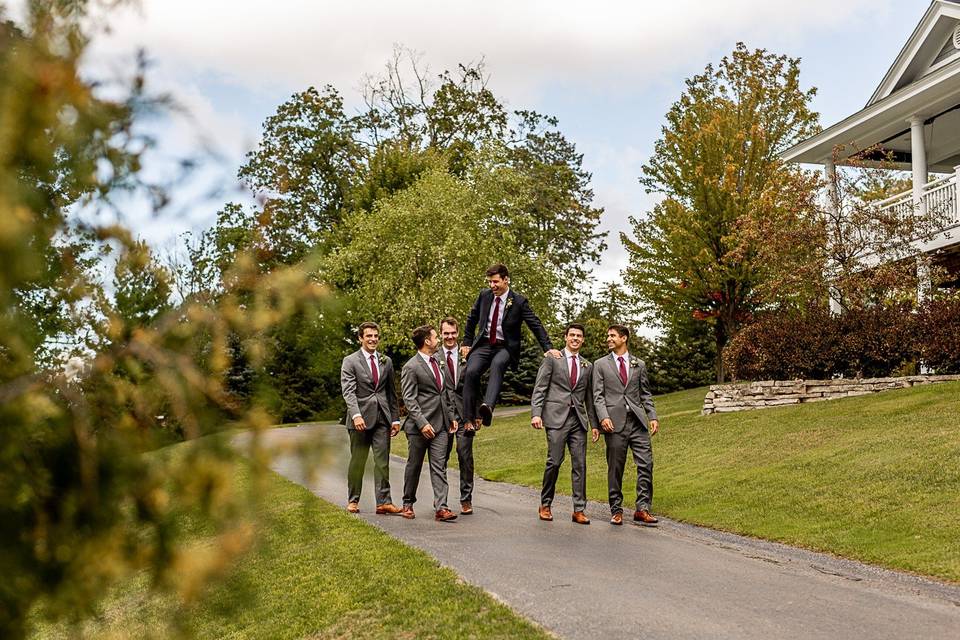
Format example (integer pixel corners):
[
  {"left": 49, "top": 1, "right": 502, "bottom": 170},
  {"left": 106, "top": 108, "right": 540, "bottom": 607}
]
[
  {"left": 0, "top": 3, "right": 332, "bottom": 637},
  {"left": 322, "top": 149, "right": 558, "bottom": 352},
  {"left": 623, "top": 44, "right": 821, "bottom": 382}
]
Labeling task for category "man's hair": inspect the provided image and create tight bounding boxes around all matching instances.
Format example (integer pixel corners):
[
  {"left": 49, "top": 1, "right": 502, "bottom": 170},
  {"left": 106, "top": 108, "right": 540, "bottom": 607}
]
[
  {"left": 412, "top": 324, "right": 435, "bottom": 349},
  {"left": 485, "top": 263, "right": 510, "bottom": 279},
  {"left": 357, "top": 321, "right": 380, "bottom": 338},
  {"left": 564, "top": 322, "right": 586, "bottom": 336},
  {"left": 608, "top": 324, "right": 630, "bottom": 339},
  {"left": 440, "top": 316, "right": 459, "bottom": 330}
]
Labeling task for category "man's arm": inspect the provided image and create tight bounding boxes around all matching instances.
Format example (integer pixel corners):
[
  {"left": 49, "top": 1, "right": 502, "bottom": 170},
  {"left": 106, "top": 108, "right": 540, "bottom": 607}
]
[
  {"left": 385, "top": 359, "right": 400, "bottom": 424},
  {"left": 584, "top": 366, "right": 596, "bottom": 428},
  {"left": 637, "top": 362, "right": 657, "bottom": 423},
  {"left": 530, "top": 356, "right": 553, "bottom": 419},
  {"left": 592, "top": 361, "right": 611, "bottom": 424},
  {"left": 519, "top": 297, "right": 553, "bottom": 353},
  {"left": 461, "top": 291, "right": 483, "bottom": 348},
  {"left": 340, "top": 357, "right": 362, "bottom": 421},
  {"left": 400, "top": 366, "right": 428, "bottom": 429}
]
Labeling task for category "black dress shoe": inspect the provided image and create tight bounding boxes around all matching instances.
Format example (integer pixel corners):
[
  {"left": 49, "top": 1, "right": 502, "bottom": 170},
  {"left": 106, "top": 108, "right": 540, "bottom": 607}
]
[{"left": 478, "top": 403, "right": 493, "bottom": 426}]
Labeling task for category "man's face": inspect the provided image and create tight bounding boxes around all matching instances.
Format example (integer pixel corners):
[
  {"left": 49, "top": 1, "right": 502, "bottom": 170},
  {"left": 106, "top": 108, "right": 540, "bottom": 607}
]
[
  {"left": 606, "top": 329, "right": 626, "bottom": 351},
  {"left": 423, "top": 329, "right": 439, "bottom": 354},
  {"left": 360, "top": 328, "right": 380, "bottom": 352},
  {"left": 565, "top": 328, "right": 584, "bottom": 353},
  {"left": 441, "top": 323, "right": 459, "bottom": 349},
  {"left": 487, "top": 274, "right": 509, "bottom": 296}
]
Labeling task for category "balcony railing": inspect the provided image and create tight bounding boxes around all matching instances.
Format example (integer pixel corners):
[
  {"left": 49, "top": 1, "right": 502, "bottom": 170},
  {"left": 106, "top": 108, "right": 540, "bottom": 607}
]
[{"left": 875, "top": 171, "right": 960, "bottom": 230}]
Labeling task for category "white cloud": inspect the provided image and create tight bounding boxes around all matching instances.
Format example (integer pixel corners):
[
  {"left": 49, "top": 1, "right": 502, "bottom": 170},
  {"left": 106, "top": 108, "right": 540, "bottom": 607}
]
[{"left": 90, "top": 0, "right": 886, "bottom": 103}]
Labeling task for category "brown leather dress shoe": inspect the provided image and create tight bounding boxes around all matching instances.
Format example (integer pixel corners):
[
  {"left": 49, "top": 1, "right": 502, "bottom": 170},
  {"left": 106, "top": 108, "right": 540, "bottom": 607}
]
[
  {"left": 346, "top": 501, "right": 359, "bottom": 513},
  {"left": 610, "top": 512, "right": 623, "bottom": 525},
  {"left": 572, "top": 511, "right": 590, "bottom": 525},
  {"left": 435, "top": 508, "right": 458, "bottom": 522},
  {"left": 538, "top": 505, "right": 553, "bottom": 521},
  {"left": 460, "top": 501, "right": 473, "bottom": 515},
  {"left": 633, "top": 509, "right": 659, "bottom": 525},
  {"left": 376, "top": 503, "right": 403, "bottom": 515},
  {"left": 400, "top": 505, "right": 415, "bottom": 519}
]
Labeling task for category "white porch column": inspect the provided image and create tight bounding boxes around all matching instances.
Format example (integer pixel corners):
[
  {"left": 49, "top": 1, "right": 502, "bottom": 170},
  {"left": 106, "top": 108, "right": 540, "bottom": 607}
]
[
  {"left": 909, "top": 115, "right": 928, "bottom": 216},
  {"left": 917, "top": 255, "right": 931, "bottom": 304},
  {"left": 955, "top": 165, "right": 960, "bottom": 225},
  {"left": 824, "top": 157, "right": 842, "bottom": 314}
]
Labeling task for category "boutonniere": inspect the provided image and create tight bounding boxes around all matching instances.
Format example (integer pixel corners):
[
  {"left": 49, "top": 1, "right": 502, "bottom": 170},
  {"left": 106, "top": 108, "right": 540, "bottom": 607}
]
[
  {"left": 580, "top": 358, "right": 590, "bottom": 368},
  {"left": 378, "top": 355, "right": 388, "bottom": 366},
  {"left": 504, "top": 297, "right": 514, "bottom": 311},
  {"left": 630, "top": 358, "right": 640, "bottom": 368}
]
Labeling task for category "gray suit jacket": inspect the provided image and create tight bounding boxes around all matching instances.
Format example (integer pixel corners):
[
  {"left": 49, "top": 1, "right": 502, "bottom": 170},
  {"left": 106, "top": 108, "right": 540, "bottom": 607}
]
[
  {"left": 592, "top": 353, "right": 657, "bottom": 432},
  {"left": 530, "top": 354, "right": 594, "bottom": 430},
  {"left": 401, "top": 353, "right": 458, "bottom": 435},
  {"left": 341, "top": 349, "right": 399, "bottom": 430},
  {"left": 439, "top": 348, "right": 465, "bottom": 422}
]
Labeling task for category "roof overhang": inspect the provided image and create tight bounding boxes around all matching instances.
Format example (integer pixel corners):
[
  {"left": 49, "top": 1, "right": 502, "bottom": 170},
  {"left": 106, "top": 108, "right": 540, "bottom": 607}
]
[{"left": 781, "top": 58, "right": 960, "bottom": 167}]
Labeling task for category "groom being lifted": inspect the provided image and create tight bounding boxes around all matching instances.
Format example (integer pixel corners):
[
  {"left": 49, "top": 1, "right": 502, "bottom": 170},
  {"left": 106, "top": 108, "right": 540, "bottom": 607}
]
[{"left": 461, "top": 264, "right": 561, "bottom": 427}]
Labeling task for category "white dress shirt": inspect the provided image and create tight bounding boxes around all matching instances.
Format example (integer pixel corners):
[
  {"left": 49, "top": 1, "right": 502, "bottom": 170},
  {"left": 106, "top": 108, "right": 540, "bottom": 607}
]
[
  {"left": 487, "top": 290, "right": 510, "bottom": 341},
  {"left": 443, "top": 347, "right": 459, "bottom": 385},
  {"left": 612, "top": 351, "right": 630, "bottom": 382},
  {"left": 419, "top": 350, "right": 443, "bottom": 389},
  {"left": 563, "top": 348, "right": 581, "bottom": 381},
  {"left": 352, "top": 349, "right": 382, "bottom": 421}
]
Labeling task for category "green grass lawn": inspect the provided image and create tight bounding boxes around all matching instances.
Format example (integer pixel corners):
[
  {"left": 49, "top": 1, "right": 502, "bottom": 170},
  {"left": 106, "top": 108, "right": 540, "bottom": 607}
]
[
  {"left": 396, "top": 384, "right": 960, "bottom": 583},
  {"left": 31, "top": 444, "right": 550, "bottom": 640}
]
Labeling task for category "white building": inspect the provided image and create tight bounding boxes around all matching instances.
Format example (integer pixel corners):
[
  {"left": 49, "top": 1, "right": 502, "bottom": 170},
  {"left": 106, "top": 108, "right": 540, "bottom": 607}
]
[{"left": 783, "top": 0, "right": 960, "bottom": 288}]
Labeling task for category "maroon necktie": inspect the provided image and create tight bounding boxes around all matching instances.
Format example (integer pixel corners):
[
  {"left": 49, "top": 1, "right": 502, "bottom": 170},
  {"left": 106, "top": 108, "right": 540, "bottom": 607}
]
[
  {"left": 570, "top": 355, "right": 578, "bottom": 388},
  {"left": 430, "top": 358, "right": 442, "bottom": 391},
  {"left": 617, "top": 356, "right": 628, "bottom": 386},
  {"left": 446, "top": 351, "right": 456, "bottom": 386},
  {"left": 370, "top": 354, "right": 379, "bottom": 387},
  {"left": 489, "top": 296, "right": 501, "bottom": 345}
]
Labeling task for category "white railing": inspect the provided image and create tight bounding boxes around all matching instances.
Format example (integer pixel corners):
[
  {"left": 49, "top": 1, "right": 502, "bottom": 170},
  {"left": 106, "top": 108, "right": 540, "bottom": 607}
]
[{"left": 875, "top": 171, "right": 960, "bottom": 229}]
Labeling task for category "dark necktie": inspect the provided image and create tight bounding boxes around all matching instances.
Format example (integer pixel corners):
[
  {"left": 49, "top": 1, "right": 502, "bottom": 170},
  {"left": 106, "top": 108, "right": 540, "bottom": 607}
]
[
  {"left": 617, "top": 356, "right": 628, "bottom": 386},
  {"left": 446, "top": 350, "right": 456, "bottom": 386},
  {"left": 570, "top": 355, "right": 578, "bottom": 388},
  {"left": 430, "top": 358, "right": 442, "bottom": 391},
  {"left": 370, "top": 354, "right": 379, "bottom": 387},
  {"left": 489, "top": 296, "right": 501, "bottom": 345}
]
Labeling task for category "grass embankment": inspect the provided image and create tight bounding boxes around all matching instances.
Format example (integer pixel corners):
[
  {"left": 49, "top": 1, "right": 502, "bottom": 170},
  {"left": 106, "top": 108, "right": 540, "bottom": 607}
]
[
  {"left": 33, "top": 443, "right": 549, "bottom": 640},
  {"left": 397, "top": 384, "right": 960, "bottom": 583}
]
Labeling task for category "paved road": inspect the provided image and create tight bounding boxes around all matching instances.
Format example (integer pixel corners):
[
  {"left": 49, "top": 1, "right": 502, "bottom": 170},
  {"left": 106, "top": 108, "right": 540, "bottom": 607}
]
[{"left": 240, "top": 424, "right": 960, "bottom": 640}]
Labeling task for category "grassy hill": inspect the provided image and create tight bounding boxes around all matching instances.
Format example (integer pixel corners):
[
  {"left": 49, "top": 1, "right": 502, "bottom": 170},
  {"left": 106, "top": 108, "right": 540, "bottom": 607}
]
[{"left": 401, "top": 383, "right": 960, "bottom": 583}]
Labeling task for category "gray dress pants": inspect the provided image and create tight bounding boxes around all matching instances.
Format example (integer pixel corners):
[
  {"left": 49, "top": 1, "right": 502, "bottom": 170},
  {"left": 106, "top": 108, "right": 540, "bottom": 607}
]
[
  {"left": 403, "top": 428, "right": 451, "bottom": 512},
  {"left": 603, "top": 413, "right": 653, "bottom": 514},
  {"left": 347, "top": 412, "right": 392, "bottom": 505},
  {"left": 541, "top": 408, "right": 588, "bottom": 512}
]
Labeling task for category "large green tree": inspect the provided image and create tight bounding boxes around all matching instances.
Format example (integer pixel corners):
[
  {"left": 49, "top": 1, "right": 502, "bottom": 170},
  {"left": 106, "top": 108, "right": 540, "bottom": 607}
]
[{"left": 623, "top": 44, "right": 821, "bottom": 382}]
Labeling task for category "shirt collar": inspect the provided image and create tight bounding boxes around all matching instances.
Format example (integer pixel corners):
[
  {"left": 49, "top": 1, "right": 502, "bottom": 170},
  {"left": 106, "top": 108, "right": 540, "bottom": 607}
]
[
  {"left": 418, "top": 350, "right": 434, "bottom": 363},
  {"left": 362, "top": 349, "right": 379, "bottom": 360},
  {"left": 612, "top": 351, "right": 630, "bottom": 363},
  {"left": 563, "top": 348, "right": 579, "bottom": 360}
]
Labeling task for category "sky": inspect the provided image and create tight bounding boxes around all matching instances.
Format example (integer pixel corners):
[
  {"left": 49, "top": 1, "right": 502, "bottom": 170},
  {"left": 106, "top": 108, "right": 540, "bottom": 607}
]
[{"left": 35, "top": 0, "right": 933, "bottom": 284}]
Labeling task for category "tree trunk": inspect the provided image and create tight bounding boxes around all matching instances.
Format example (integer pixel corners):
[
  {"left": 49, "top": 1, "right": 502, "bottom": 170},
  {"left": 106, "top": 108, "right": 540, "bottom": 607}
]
[{"left": 714, "top": 320, "right": 727, "bottom": 383}]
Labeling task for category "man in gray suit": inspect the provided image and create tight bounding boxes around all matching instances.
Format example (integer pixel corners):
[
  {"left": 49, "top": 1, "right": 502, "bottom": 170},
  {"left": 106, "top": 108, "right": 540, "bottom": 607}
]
[
  {"left": 592, "top": 324, "right": 660, "bottom": 526},
  {"left": 531, "top": 322, "right": 593, "bottom": 525},
  {"left": 439, "top": 316, "right": 476, "bottom": 515},
  {"left": 401, "top": 324, "right": 460, "bottom": 522},
  {"left": 340, "top": 321, "right": 403, "bottom": 515}
]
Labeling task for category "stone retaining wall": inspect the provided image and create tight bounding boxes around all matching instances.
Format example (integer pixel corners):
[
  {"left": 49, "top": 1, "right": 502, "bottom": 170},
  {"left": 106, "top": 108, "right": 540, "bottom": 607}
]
[{"left": 701, "top": 375, "right": 960, "bottom": 415}]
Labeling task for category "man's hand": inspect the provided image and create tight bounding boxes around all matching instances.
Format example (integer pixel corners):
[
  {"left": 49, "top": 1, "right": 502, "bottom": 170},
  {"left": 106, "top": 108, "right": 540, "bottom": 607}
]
[
  {"left": 472, "top": 418, "right": 482, "bottom": 432},
  {"left": 545, "top": 349, "right": 562, "bottom": 359},
  {"left": 649, "top": 419, "right": 659, "bottom": 436},
  {"left": 600, "top": 418, "right": 614, "bottom": 433},
  {"left": 531, "top": 416, "right": 543, "bottom": 430},
  {"left": 591, "top": 428, "right": 600, "bottom": 443},
  {"left": 449, "top": 420, "right": 459, "bottom": 434},
  {"left": 460, "top": 346, "right": 471, "bottom": 359},
  {"left": 353, "top": 416, "right": 366, "bottom": 431},
  {"left": 421, "top": 424, "right": 436, "bottom": 439},
  {"left": 390, "top": 422, "right": 400, "bottom": 437}
]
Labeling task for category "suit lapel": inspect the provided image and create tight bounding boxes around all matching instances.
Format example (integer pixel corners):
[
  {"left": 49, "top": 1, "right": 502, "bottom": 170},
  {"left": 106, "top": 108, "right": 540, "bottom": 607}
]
[{"left": 360, "top": 350, "right": 382, "bottom": 390}]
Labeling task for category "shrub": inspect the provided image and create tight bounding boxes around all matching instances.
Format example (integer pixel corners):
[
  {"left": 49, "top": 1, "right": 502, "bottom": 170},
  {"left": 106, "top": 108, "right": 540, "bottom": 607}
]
[
  {"left": 724, "top": 308, "right": 838, "bottom": 381},
  {"left": 916, "top": 294, "right": 960, "bottom": 374}
]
